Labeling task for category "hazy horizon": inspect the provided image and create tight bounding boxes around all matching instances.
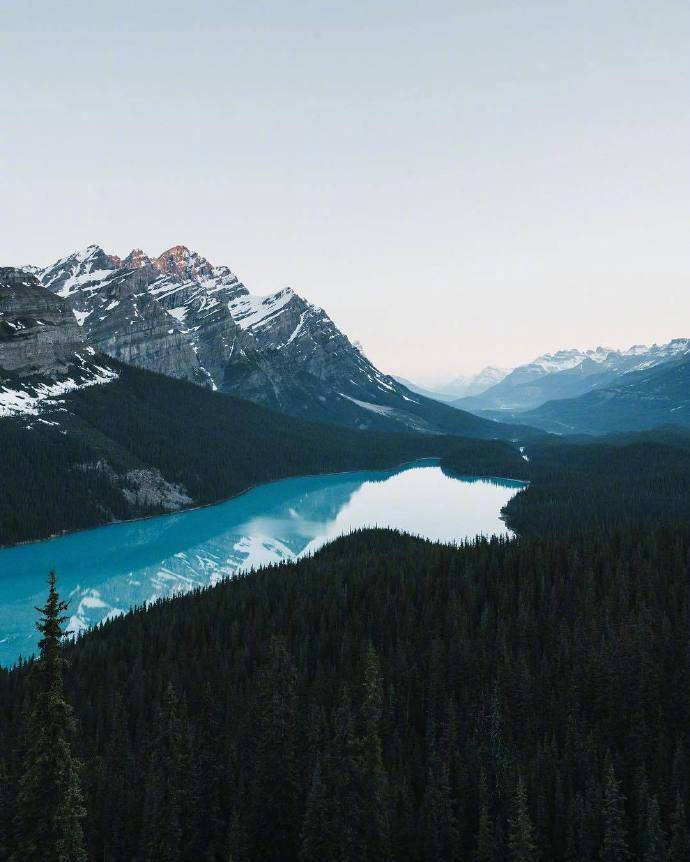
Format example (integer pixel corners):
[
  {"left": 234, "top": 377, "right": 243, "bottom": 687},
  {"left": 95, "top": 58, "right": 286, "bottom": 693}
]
[{"left": 3, "top": 0, "right": 689, "bottom": 379}]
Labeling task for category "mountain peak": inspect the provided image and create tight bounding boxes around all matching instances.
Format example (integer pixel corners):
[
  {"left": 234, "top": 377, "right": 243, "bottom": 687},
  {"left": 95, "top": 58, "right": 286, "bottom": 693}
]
[
  {"left": 123, "top": 248, "right": 152, "bottom": 270},
  {"left": 154, "top": 245, "right": 214, "bottom": 280}
]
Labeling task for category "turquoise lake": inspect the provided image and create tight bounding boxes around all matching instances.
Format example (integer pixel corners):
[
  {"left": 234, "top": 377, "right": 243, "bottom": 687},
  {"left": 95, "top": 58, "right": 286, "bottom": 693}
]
[{"left": 0, "top": 459, "right": 525, "bottom": 666}]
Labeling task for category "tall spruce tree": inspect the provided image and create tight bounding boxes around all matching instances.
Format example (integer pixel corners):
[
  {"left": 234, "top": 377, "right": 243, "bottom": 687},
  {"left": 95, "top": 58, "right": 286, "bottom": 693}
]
[
  {"left": 508, "top": 775, "right": 539, "bottom": 862},
  {"left": 250, "top": 636, "right": 300, "bottom": 862},
  {"left": 475, "top": 767, "right": 494, "bottom": 862},
  {"left": 668, "top": 794, "right": 690, "bottom": 862},
  {"left": 600, "top": 764, "right": 630, "bottom": 862},
  {"left": 356, "top": 645, "right": 392, "bottom": 861},
  {"left": 299, "top": 757, "right": 331, "bottom": 862},
  {"left": 11, "top": 571, "right": 87, "bottom": 862},
  {"left": 643, "top": 795, "right": 667, "bottom": 862}
]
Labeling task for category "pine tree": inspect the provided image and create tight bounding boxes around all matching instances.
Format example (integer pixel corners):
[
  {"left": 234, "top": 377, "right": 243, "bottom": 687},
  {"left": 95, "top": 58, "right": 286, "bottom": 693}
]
[
  {"left": 326, "top": 686, "right": 361, "bottom": 860},
  {"left": 600, "top": 764, "right": 630, "bottom": 861},
  {"left": 643, "top": 795, "right": 667, "bottom": 862},
  {"left": 139, "top": 682, "right": 186, "bottom": 862},
  {"left": 475, "top": 767, "right": 494, "bottom": 862},
  {"left": 300, "top": 756, "right": 331, "bottom": 861},
  {"left": 668, "top": 794, "right": 690, "bottom": 862},
  {"left": 250, "top": 636, "right": 300, "bottom": 862},
  {"left": 0, "top": 757, "right": 9, "bottom": 860},
  {"left": 11, "top": 571, "right": 87, "bottom": 862},
  {"left": 357, "top": 645, "right": 392, "bottom": 861},
  {"left": 508, "top": 775, "right": 538, "bottom": 862}
]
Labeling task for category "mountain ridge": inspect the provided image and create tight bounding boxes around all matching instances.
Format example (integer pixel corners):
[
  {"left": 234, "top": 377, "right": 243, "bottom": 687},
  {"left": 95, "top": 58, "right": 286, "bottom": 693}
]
[
  {"left": 453, "top": 340, "right": 690, "bottom": 413},
  {"left": 20, "top": 245, "right": 528, "bottom": 438}
]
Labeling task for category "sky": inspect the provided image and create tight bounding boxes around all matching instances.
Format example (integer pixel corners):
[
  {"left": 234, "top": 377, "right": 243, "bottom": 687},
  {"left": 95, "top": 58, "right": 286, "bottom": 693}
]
[{"left": 2, "top": 1, "right": 689, "bottom": 385}]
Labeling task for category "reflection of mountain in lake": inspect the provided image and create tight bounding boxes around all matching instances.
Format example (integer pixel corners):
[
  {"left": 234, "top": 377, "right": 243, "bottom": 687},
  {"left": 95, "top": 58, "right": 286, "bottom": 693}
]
[{"left": 0, "top": 460, "right": 525, "bottom": 666}]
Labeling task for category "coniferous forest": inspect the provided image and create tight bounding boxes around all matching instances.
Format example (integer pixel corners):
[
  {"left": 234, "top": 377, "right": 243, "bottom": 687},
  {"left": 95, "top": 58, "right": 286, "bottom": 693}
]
[{"left": 2, "top": 429, "right": 690, "bottom": 859}]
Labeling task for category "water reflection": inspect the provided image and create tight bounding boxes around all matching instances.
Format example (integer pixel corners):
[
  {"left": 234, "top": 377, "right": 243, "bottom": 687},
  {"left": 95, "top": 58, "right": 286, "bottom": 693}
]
[{"left": 0, "top": 459, "right": 525, "bottom": 666}]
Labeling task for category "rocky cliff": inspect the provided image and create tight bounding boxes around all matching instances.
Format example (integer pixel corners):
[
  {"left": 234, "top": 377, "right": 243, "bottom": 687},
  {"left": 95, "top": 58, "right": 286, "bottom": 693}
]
[
  {"left": 26, "top": 244, "right": 507, "bottom": 436},
  {"left": 0, "top": 267, "right": 118, "bottom": 417}
]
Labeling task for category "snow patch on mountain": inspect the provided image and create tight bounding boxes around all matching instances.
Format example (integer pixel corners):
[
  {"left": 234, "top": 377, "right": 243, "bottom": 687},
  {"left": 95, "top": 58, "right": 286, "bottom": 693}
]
[
  {"left": 228, "top": 287, "right": 296, "bottom": 331},
  {"left": 0, "top": 360, "right": 119, "bottom": 418}
]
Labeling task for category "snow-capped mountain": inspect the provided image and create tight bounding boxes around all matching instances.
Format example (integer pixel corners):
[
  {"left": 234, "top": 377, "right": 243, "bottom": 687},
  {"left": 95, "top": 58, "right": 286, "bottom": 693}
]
[
  {"left": 0, "top": 267, "right": 118, "bottom": 417},
  {"left": 521, "top": 352, "right": 690, "bottom": 435},
  {"left": 440, "top": 366, "right": 512, "bottom": 399},
  {"left": 22, "top": 244, "right": 511, "bottom": 437},
  {"left": 453, "top": 342, "right": 690, "bottom": 413}
]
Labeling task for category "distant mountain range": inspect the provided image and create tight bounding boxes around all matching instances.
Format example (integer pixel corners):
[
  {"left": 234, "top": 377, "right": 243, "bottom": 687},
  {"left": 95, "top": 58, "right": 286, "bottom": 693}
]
[
  {"left": 5, "top": 248, "right": 531, "bottom": 439},
  {"left": 519, "top": 353, "right": 690, "bottom": 434},
  {"left": 451, "top": 342, "right": 690, "bottom": 416},
  {"left": 440, "top": 366, "right": 512, "bottom": 398}
]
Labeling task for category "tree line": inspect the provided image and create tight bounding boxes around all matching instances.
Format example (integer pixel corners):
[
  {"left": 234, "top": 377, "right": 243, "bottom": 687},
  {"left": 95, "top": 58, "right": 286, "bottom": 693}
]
[{"left": 2, "top": 517, "right": 690, "bottom": 860}]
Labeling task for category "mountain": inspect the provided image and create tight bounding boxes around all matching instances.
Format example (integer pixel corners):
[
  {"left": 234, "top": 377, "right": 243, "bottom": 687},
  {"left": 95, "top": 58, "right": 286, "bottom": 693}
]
[
  {"left": 439, "top": 365, "right": 511, "bottom": 398},
  {"left": 519, "top": 353, "right": 690, "bottom": 434},
  {"left": 0, "top": 267, "right": 118, "bottom": 417},
  {"left": 0, "top": 357, "right": 527, "bottom": 547},
  {"left": 23, "top": 244, "right": 529, "bottom": 437},
  {"left": 392, "top": 376, "right": 458, "bottom": 403},
  {"left": 0, "top": 265, "right": 536, "bottom": 546},
  {"left": 453, "top": 342, "right": 690, "bottom": 414}
]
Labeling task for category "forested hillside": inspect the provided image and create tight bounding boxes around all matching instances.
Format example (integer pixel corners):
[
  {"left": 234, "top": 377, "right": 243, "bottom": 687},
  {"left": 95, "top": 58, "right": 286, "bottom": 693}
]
[
  {"left": 501, "top": 431, "right": 690, "bottom": 535},
  {"left": 4, "top": 413, "right": 690, "bottom": 860},
  {"left": 0, "top": 362, "right": 529, "bottom": 547},
  {"left": 2, "top": 521, "right": 690, "bottom": 861}
]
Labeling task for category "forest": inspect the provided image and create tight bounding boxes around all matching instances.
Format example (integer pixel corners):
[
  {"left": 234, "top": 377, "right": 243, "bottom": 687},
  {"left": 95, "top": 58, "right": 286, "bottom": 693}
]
[
  {"left": 2, "top": 426, "right": 690, "bottom": 859},
  {"left": 0, "top": 362, "right": 529, "bottom": 547}
]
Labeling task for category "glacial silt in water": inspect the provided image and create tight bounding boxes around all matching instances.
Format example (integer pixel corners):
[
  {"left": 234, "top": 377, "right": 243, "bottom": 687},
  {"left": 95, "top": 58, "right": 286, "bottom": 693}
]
[{"left": 0, "top": 459, "right": 525, "bottom": 666}]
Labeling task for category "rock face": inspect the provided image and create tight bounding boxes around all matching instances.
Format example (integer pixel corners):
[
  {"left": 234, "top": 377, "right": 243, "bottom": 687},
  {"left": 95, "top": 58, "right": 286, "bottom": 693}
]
[
  {"left": 0, "top": 267, "right": 118, "bottom": 417},
  {"left": 26, "top": 244, "right": 503, "bottom": 435},
  {"left": 0, "top": 267, "right": 86, "bottom": 375}
]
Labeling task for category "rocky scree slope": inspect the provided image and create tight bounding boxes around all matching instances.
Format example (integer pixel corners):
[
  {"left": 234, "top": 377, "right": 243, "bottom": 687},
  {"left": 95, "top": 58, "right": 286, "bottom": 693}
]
[{"left": 26, "top": 244, "right": 512, "bottom": 437}]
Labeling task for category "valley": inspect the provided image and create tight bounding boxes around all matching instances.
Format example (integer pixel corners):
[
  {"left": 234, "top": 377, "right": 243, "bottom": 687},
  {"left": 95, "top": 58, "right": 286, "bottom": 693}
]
[{"left": 0, "top": 460, "right": 525, "bottom": 666}]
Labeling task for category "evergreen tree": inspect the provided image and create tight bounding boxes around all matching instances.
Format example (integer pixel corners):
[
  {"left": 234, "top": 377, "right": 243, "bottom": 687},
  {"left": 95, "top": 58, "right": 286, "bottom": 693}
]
[
  {"left": 139, "top": 682, "right": 186, "bottom": 862},
  {"left": 0, "top": 757, "right": 8, "bottom": 860},
  {"left": 357, "top": 645, "right": 392, "bottom": 861},
  {"left": 643, "top": 795, "right": 667, "bottom": 862},
  {"left": 668, "top": 794, "right": 689, "bottom": 862},
  {"left": 475, "top": 767, "right": 494, "bottom": 862},
  {"left": 299, "top": 757, "right": 331, "bottom": 862},
  {"left": 600, "top": 764, "right": 630, "bottom": 862},
  {"left": 11, "top": 571, "right": 87, "bottom": 862},
  {"left": 250, "top": 636, "right": 300, "bottom": 862},
  {"left": 508, "top": 775, "right": 538, "bottom": 862}
]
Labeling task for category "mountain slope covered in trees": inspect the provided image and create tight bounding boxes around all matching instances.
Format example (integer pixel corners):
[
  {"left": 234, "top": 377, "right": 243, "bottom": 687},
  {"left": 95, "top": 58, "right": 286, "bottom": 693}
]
[
  {"left": 2, "top": 520, "right": 690, "bottom": 860},
  {"left": 3, "top": 429, "right": 690, "bottom": 859},
  {"left": 0, "top": 361, "right": 532, "bottom": 547}
]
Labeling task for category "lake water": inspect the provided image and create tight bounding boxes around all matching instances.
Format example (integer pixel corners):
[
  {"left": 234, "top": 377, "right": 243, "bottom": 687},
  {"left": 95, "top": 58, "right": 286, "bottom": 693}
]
[{"left": 0, "top": 459, "right": 525, "bottom": 666}]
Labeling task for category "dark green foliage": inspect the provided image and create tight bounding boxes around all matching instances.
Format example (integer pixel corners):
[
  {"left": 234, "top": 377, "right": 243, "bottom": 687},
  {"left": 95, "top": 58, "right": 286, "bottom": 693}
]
[
  {"left": 508, "top": 775, "right": 538, "bottom": 862},
  {"left": 0, "top": 361, "right": 530, "bottom": 546},
  {"left": 2, "top": 517, "right": 690, "bottom": 859},
  {"left": 249, "top": 637, "right": 300, "bottom": 862},
  {"left": 10, "top": 572, "right": 87, "bottom": 862},
  {"left": 498, "top": 433, "right": 690, "bottom": 536},
  {"left": 441, "top": 437, "right": 531, "bottom": 482},
  {"left": 642, "top": 796, "right": 666, "bottom": 862},
  {"left": 601, "top": 764, "right": 631, "bottom": 861},
  {"left": 668, "top": 795, "right": 690, "bottom": 862}
]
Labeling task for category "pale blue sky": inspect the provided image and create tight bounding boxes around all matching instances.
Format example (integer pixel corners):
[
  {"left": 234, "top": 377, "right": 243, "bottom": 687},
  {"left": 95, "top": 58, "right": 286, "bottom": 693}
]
[{"left": 2, "top": 0, "right": 689, "bottom": 382}]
